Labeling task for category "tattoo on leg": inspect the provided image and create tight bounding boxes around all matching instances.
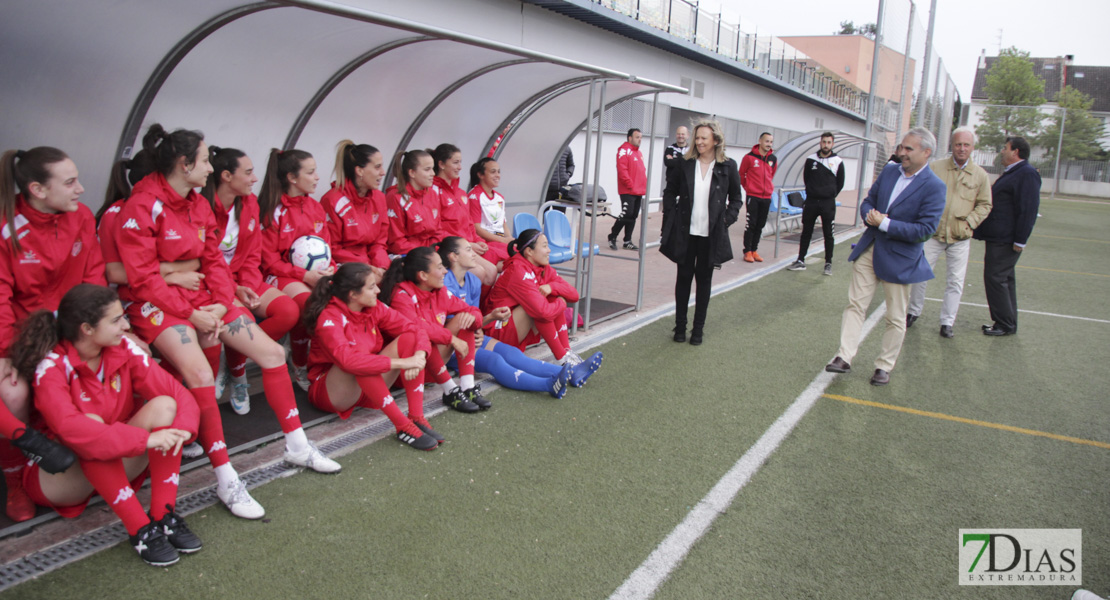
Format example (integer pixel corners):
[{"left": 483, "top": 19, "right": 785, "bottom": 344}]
[
  {"left": 225, "top": 316, "right": 254, "bottom": 340},
  {"left": 171, "top": 325, "right": 192, "bottom": 345}
]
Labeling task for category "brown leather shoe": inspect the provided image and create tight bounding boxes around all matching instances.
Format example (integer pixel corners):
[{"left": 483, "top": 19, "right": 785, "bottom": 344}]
[
  {"left": 743, "top": 251, "right": 755, "bottom": 263},
  {"left": 751, "top": 251, "right": 764, "bottom": 262},
  {"left": 870, "top": 369, "right": 890, "bottom": 386},
  {"left": 825, "top": 357, "right": 851, "bottom": 373}
]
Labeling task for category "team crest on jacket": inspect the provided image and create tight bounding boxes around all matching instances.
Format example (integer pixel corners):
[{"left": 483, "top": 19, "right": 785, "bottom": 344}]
[
  {"left": 197, "top": 227, "right": 206, "bottom": 241},
  {"left": 110, "top": 373, "right": 121, "bottom": 392},
  {"left": 248, "top": 218, "right": 256, "bottom": 232},
  {"left": 314, "top": 222, "right": 323, "bottom": 233},
  {"left": 436, "top": 312, "right": 446, "bottom": 325},
  {"left": 372, "top": 213, "right": 380, "bottom": 224},
  {"left": 71, "top": 240, "right": 82, "bottom": 256}
]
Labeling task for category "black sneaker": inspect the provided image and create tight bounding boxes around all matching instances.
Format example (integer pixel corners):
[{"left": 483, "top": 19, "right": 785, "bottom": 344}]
[
  {"left": 154, "top": 505, "right": 202, "bottom": 554},
  {"left": 397, "top": 426, "right": 438, "bottom": 451},
  {"left": 442, "top": 388, "right": 480, "bottom": 413},
  {"left": 130, "top": 520, "right": 180, "bottom": 566},
  {"left": 12, "top": 427, "right": 76, "bottom": 474},
  {"left": 623, "top": 241, "right": 639, "bottom": 251},
  {"left": 786, "top": 260, "right": 806, "bottom": 271},
  {"left": 412, "top": 418, "right": 444, "bottom": 444},
  {"left": 466, "top": 385, "right": 491, "bottom": 410},
  {"left": 607, "top": 235, "right": 618, "bottom": 251}
]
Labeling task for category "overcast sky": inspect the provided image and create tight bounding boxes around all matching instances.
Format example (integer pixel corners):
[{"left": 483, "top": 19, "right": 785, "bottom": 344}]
[{"left": 696, "top": 0, "right": 1110, "bottom": 100}]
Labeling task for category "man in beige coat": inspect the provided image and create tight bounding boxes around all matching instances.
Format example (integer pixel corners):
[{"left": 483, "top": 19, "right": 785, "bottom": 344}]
[{"left": 906, "top": 127, "right": 992, "bottom": 338}]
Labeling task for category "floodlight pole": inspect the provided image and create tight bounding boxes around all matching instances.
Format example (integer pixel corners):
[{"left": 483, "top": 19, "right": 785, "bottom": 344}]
[
  {"left": 1052, "top": 107, "right": 1066, "bottom": 199},
  {"left": 855, "top": 0, "right": 886, "bottom": 227},
  {"left": 896, "top": 2, "right": 916, "bottom": 133},
  {"left": 916, "top": 0, "right": 938, "bottom": 126}
]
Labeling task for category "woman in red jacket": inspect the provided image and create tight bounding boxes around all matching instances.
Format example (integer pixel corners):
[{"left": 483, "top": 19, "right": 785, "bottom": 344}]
[
  {"left": 428, "top": 144, "right": 497, "bottom": 284},
  {"left": 204, "top": 146, "right": 301, "bottom": 415},
  {"left": 118, "top": 126, "right": 340, "bottom": 521},
  {"left": 257, "top": 148, "right": 334, "bottom": 391},
  {"left": 466, "top": 158, "right": 511, "bottom": 266},
  {"left": 385, "top": 150, "right": 442, "bottom": 255},
  {"left": 484, "top": 229, "right": 596, "bottom": 368},
  {"left": 379, "top": 247, "right": 486, "bottom": 414},
  {"left": 9, "top": 284, "right": 199, "bottom": 566},
  {"left": 303, "top": 263, "right": 439, "bottom": 451},
  {"left": 321, "top": 140, "right": 390, "bottom": 278},
  {"left": 0, "top": 146, "right": 105, "bottom": 522}
]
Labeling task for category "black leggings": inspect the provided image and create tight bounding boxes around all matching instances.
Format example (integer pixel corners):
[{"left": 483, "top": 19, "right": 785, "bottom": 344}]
[{"left": 674, "top": 235, "right": 714, "bottom": 331}]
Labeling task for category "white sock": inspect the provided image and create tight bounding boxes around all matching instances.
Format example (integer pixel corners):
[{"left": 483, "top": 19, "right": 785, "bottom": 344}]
[
  {"left": 285, "top": 428, "right": 309, "bottom": 454},
  {"left": 214, "top": 463, "right": 238, "bottom": 489},
  {"left": 441, "top": 379, "right": 459, "bottom": 394},
  {"left": 460, "top": 375, "right": 475, "bottom": 390}
]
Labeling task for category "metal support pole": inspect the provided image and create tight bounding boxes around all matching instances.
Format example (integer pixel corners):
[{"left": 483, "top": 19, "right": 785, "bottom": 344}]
[
  {"left": 715, "top": 11, "right": 721, "bottom": 52},
  {"left": 635, "top": 92, "right": 659, "bottom": 311},
  {"left": 1052, "top": 107, "right": 1066, "bottom": 199},
  {"left": 583, "top": 81, "right": 608, "bottom": 332},
  {"left": 854, "top": 0, "right": 885, "bottom": 228},
  {"left": 896, "top": 2, "right": 916, "bottom": 133},
  {"left": 916, "top": 0, "right": 938, "bottom": 127},
  {"left": 572, "top": 79, "right": 598, "bottom": 335},
  {"left": 853, "top": 142, "right": 871, "bottom": 228}
]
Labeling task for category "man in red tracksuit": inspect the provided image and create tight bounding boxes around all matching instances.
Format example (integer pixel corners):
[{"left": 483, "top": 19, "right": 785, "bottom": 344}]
[
  {"left": 739, "top": 132, "right": 778, "bottom": 262},
  {"left": 609, "top": 128, "right": 647, "bottom": 251}
]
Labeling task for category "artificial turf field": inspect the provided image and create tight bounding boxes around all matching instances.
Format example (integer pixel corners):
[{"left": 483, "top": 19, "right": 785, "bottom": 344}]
[{"left": 5, "top": 195, "right": 1108, "bottom": 599}]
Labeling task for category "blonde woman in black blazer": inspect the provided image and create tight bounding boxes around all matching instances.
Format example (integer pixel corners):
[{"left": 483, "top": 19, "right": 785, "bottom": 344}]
[{"left": 659, "top": 120, "right": 743, "bottom": 345}]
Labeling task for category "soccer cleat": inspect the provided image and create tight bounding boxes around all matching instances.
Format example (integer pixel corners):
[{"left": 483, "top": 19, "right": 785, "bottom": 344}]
[
  {"left": 154, "top": 505, "right": 202, "bottom": 554},
  {"left": 130, "top": 521, "right": 180, "bottom": 567},
  {"left": 623, "top": 241, "right": 639, "bottom": 251},
  {"left": 442, "top": 388, "right": 480, "bottom": 413},
  {"left": 12, "top": 427, "right": 76, "bottom": 474},
  {"left": 181, "top": 442, "right": 204, "bottom": 459},
  {"left": 284, "top": 442, "right": 342, "bottom": 474},
  {"left": 548, "top": 363, "right": 572, "bottom": 399},
  {"left": 217, "top": 478, "right": 265, "bottom": 520},
  {"left": 786, "top": 260, "right": 806, "bottom": 271},
  {"left": 291, "top": 364, "right": 310, "bottom": 392},
  {"left": 751, "top": 251, "right": 764, "bottom": 262},
  {"left": 823, "top": 263, "right": 832, "bottom": 276},
  {"left": 466, "top": 385, "right": 491, "bottom": 410},
  {"left": 743, "top": 251, "right": 755, "bottom": 263},
  {"left": 229, "top": 381, "right": 251, "bottom": 416},
  {"left": 397, "top": 425, "right": 438, "bottom": 451},
  {"left": 6, "top": 483, "right": 35, "bottom": 523},
  {"left": 411, "top": 417, "right": 444, "bottom": 444},
  {"left": 570, "top": 352, "right": 603, "bottom": 387}
]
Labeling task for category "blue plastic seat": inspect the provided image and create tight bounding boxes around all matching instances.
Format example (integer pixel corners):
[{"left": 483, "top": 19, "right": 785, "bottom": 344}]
[
  {"left": 770, "top": 190, "right": 803, "bottom": 216},
  {"left": 512, "top": 212, "right": 542, "bottom": 238},
  {"left": 543, "top": 210, "right": 599, "bottom": 259}
]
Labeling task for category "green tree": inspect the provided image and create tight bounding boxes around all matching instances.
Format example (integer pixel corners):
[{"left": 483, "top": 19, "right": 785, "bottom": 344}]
[
  {"left": 1038, "top": 87, "right": 1107, "bottom": 163},
  {"left": 836, "top": 20, "right": 876, "bottom": 39},
  {"left": 975, "top": 47, "right": 1045, "bottom": 150}
]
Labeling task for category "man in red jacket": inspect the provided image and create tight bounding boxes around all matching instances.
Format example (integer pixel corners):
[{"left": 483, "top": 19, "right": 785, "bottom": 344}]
[
  {"left": 609, "top": 128, "right": 647, "bottom": 251},
  {"left": 739, "top": 132, "right": 778, "bottom": 262}
]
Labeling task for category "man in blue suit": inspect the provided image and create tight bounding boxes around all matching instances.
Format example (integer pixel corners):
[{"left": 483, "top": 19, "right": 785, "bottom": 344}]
[{"left": 826, "top": 128, "right": 946, "bottom": 385}]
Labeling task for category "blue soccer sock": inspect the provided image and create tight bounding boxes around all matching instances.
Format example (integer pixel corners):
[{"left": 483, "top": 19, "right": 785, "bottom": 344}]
[
  {"left": 489, "top": 340, "right": 561, "bottom": 378},
  {"left": 475, "top": 348, "right": 553, "bottom": 393}
]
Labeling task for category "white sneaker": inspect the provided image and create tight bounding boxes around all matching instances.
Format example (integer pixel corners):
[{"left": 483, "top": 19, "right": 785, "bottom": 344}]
[
  {"left": 182, "top": 442, "right": 204, "bottom": 459},
  {"left": 229, "top": 375, "right": 250, "bottom": 415},
  {"left": 291, "top": 364, "right": 310, "bottom": 392},
  {"left": 217, "top": 478, "right": 265, "bottom": 520},
  {"left": 284, "top": 442, "right": 341, "bottom": 474}
]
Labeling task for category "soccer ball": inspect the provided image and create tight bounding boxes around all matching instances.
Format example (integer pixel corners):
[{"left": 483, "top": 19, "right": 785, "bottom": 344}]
[{"left": 290, "top": 235, "right": 331, "bottom": 271}]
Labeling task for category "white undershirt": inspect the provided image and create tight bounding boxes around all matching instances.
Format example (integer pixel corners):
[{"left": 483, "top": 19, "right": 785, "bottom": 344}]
[
  {"left": 219, "top": 203, "right": 240, "bottom": 265},
  {"left": 690, "top": 160, "right": 714, "bottom": 237}
]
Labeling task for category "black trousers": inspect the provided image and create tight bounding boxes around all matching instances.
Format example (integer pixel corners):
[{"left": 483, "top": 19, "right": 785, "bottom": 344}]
[
  {"left": 610, "top": 194, "right": 642, "bottom": 242},
  {"left": 742, "top": 196, "right": 770, "bottom": 253},
  {"left": 798, "top": 200, "right": 836, "bottom": 262},
  {"left": 983, "top": 241, "right": 1023, "bottom": 332},
  {"left": 674, "top": 235, "right": 714, "bottom": 332}
]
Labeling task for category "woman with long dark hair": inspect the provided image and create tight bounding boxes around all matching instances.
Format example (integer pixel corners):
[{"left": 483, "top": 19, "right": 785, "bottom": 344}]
[
  {"left": 320, "top": 140, "right": 390, "bottom": 276},
  {"left": 659, "top": 120, "right": 743, "bottom": 345},
  {"left": 10, "top": 284, "right": 199, "bottom": 566},
  {"left": 385, "top": 150, "right": 442, "bottom": 255},
  {"left": 378, "top": 247, "right": 486, "bottom": 414},
  {"left": 428, "top": 143, "right": 497, "bottom": 284},
  {"left": 117, "top": 125, "right": 340, "bottom": 521},
  {"left": 303, "top": 263, "right": 439, "bottom": 450},
  {"left": 465, "top": 157, "right": 511, "bottom": 266}
]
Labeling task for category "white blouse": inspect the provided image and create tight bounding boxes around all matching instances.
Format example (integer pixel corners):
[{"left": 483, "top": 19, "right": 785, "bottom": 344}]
[{"left": 690, "top": 160, "right": 714, "bottom": 237}]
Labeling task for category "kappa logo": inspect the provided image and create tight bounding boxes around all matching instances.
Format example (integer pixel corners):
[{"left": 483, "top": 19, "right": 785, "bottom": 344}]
[
  {"left": 346, "top": 218, "right": 358, "bottom": 228},
  {"left": 282, "top": 224, "right": 295, "bottom": 233},
  {"left": 445, "top": 198, "right": 454, "bottom": 206},
  {"left": 811, "top": 162, "right": 819, "bottom": 169},
  {"left": 165, "top": 228, "right": 181, "bottom": 240},
  {"left": 209, "top": 440, "right": 227, "bottom": 453},
  {"left": 322, "top": 319, "right": 335, "bottom": 327},
  {"left": 387, "top": 209, "right": 398, "bottom": 219},
  {"left": 382, "top": 395, "right": 394, "bottom": 407},
  {"left": 163, "top": 473, "right": 179, "bottom": 486},
  {"left": 107, "top": 205, "right": 122, "bottom": 214},
  {"left": 79, "top": 391, "right": 91, "bottom": 402},
  {"left": 113, "top": 486, "right": 135, "bottom": 505},
  {"left": 285, "top": 408, "right": 299, "bottom": 419},
  {"left": 19, "top": 250, "right": 40, "bottom": 264},
  {"left": 34, "top": 357, "right": 57, "bottom": 386},
  {"left": 522, "top": 271, "right": 536, "bottom": 282},
  {"left": 413, "top": 214, "right": 423, "bottom": 223},
  {"left": 71, "top": 240, "right": 83, "bottom": 256},
  {"left": 122, "top": 218, "right": 140, "bottom": 230},
  {"left": 415, "top": 384, "right": 424, "bottom": 393},
  {"left": 513, "top": 369, "right": 524, "bottom": 382}
]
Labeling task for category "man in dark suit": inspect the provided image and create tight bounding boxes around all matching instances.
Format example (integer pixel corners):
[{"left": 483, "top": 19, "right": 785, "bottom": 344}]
[
  {"left": 825, "top": 128, "right": 946, "bottom": 385},
  {"left": 973, "top": 136, "right": 1041, "bottom": 336}
]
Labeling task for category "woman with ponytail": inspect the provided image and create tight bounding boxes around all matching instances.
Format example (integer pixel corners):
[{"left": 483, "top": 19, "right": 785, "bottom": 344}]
[
  {"left": 484, "top": 229, "right": 603, "bottom": 375},
  {"left": 438, "top": 236, "right": 601, "bottom": 396},
  {"left": 465, "top": 157, "right": 511, "bottom": 266},
  {"left": 0, "top": 146, "right": 105, "bottom": 522},
  {"left": 303, "top": 264, "right": 439, "bottom": 450},
  {"left": 378, "top": 247, "right": 486, "bottom": 413},
  {"left": 320, "top": 140, "right": 390, "bottom": 277},
  {"left": 385, "top": 150, "right": 442, "bottom": 255},
  {"left": 428, "top": 144, "right": 497, "bottom": 284},
  {"left": 10, "top": 284, "right": 199, "bottom": 566},
  {"left": 203, "top": 146, "right": 301, "bottom": 416},
  {"left": 118, "top": 126, "right": 340, "bottom": 522},
  {"left": 257, "top": 148, "right": 333, "bottom": 391}
]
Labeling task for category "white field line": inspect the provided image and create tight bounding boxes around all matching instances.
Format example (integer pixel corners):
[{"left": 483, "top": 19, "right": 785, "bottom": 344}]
[
  {"left": 609, "top": 303, "right": 888, "bottom": 600},
  {"left": 924, "top": 297, "right": 1110, "bottom": 324}
]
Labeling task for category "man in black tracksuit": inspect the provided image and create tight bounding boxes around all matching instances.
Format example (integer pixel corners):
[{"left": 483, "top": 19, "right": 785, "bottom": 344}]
[
  {"left": 788, "top": 132, "right": 845, "bottom": 275},
  {"left": 663, "top": 126, "right": 689, "bottom": 176}
]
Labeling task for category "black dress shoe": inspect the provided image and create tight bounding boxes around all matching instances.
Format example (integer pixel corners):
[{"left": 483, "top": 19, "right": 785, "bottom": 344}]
[
  {"left": 939, "top": 325, "right": 954, "bottom": 338},
  {"left": 673, "top": 327, "right": 686, "bottom": 343},
  {"left": 825, "top": 357, "right": 851, "bottom": 373},
  {"left": 689, "top": 330, "right": 703, "bottom": 345},
  {"left": 870, "top": 369, "right": 890, "bottom": 386},
  {"left": 981, "top": 323, "right": 994, "bottom": 331},
  {"left": 982, "top": 326, "right": 1014, "bottom": 336},
  {"left": 906, "top": 314, "right": 919, "bottom": 328}
]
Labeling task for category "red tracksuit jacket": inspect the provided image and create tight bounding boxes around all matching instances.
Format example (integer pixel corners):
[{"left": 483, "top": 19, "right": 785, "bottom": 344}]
[
  {"left": 482, "top": 254, "right": 579, "bottom": 320},
  {"left": 433, "top": 176, "right": 478, "bottom": 243},
  {"left": 97, "top": 200, "right": 125, "bottom": 265},
  {"left": 0, "top": 196, "right": 106, "bottom": 357},
  {"left": 320, "top": 181, "right": 390, "bottom": 269},
  {"left": 738, "top": 144, "right": 779, "bottom": 199},
  {"left": 616, "top": 141, "right": 647, "bottom": 196},
  {"left": 260, "top": 194, "right": 334, "bottom": 283},
  {"left": 385, "top": 183, "right": 441, "bottom": 255},
  {"left": 31, "top": 337, "right": 199, "bottom": 461},
  {"left": 117, "top": 173, "right": 236, "bottom": 319},
  {"left": 307, "top": 296, "right": 431, "bottom": 383},
  {"left": 211, "top": 193, "right": 266, "bottom": 292},
  {"left": 389, "top": 280, "right": 482, "bottom": 346}
]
